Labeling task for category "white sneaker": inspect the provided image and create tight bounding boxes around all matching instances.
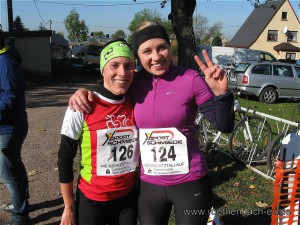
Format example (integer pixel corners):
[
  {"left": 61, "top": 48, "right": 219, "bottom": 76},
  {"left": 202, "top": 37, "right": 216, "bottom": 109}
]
[{"left": 1, "top": 203, "right": 14, "bottom": 212}]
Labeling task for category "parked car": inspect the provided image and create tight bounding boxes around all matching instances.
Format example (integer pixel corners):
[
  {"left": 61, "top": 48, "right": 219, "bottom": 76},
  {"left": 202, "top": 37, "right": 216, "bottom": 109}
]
[{"left": 229, "top": 62, "right": 300, "bottom": 103}]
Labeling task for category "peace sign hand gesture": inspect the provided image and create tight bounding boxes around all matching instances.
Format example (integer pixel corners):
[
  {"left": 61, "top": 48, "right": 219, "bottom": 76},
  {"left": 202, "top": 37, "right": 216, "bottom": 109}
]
[{"left": 194, "top": 49, "right": 228, "bottom": 96}]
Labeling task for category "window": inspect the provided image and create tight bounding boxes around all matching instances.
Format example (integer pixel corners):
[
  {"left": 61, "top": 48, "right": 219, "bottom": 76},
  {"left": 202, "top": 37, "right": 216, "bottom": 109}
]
[
  {"left": 286, "top": 53, "right": 296, "bottom": 60},
  {"left": 234, "top": 63, "right": 250, "bottom": 73},
  {"left": 287, "top": 31, "right": 298, "bottom": 42},
  {"left": 267, "top": 30, "right": 278, "bottom": 41},
  {"left": 281, "top": 12, "right": 288, "bottom": 20},
  {"left": 261, "top": 52, "right": 276, "bottom": 62},
  {"left": 273, "top": 65, "right": 293, "bottom": 77},
  {"left": 252, "top": 64, "right": 271, "bottom": 75}
]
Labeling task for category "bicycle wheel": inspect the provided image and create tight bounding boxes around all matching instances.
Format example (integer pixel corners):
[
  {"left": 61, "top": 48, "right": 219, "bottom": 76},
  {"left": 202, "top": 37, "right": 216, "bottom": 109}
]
[
  {"left": 195, "top": 113, "right": 219, "bottom": 166},
  {"left": 195, "top": 113, "right": 207, "bottom": 147},
  {"left": 195, "top": 113, "right": 216, "bottom": 147},
  {"left": 229, "top": 115, "right": 272, "bottom": 164},
  {"left": 266, "top": 128, "right": 298, "bottom": 172}
]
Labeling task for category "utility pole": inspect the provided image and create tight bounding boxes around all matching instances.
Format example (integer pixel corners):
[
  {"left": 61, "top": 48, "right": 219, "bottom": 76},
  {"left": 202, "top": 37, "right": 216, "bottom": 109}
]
[
  {"left": 7, "top": 0, "right": 14, "bottom": 46},
  {"left": 49, "top": 19, "right": 52, "bottom": 31}
]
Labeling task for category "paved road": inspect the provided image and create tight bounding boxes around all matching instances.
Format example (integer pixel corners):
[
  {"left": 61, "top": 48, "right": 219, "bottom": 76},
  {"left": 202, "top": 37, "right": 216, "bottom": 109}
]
[{"left": 0, "top": 60, "right": 99, "bottom": 225}]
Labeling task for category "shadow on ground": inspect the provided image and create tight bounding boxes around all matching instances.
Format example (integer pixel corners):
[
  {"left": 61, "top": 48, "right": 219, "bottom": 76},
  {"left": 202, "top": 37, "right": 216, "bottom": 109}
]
[
  {"left": 0, "top": 59, "right": 95, "bottom": 225},
  {"left": 29, "top": 198, "right": 64, "bottom": 225}
]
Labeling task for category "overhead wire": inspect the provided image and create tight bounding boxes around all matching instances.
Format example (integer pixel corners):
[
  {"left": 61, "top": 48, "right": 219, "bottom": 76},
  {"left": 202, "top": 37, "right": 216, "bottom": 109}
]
[
  {"left": 33, "top": 0, "right": 46, "bottom": 24},
  {"left": 34, "top": 0, "right": 163, "bottom": 7},
  {"left": 18, "top": 0, "right": 171, "bottom": 34},
  {"left": 31, "top": 0, "right": 165, "bottom": 31}
]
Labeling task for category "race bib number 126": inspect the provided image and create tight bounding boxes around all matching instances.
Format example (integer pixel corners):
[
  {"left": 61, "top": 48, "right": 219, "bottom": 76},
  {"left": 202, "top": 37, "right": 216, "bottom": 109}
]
[{"left": 96, "top": 126, "right": 139, "bottom": 176}]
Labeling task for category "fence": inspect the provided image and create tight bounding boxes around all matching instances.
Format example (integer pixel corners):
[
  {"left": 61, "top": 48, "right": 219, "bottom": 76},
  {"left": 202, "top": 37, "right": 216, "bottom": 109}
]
[{"left": 239, "top": 106, "right": 299, "bottom": 180}]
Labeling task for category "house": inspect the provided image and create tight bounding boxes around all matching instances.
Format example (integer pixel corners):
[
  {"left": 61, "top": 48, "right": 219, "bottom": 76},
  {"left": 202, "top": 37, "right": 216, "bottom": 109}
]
[
  {"left": 51, "top": 32, "right": 69, "bottom": 59},
  {"left": 4, "top": 30, "right": 53, "bottom": 76},
  {"left": 226, "top": 0, "right": 300, "bottom": 62}
]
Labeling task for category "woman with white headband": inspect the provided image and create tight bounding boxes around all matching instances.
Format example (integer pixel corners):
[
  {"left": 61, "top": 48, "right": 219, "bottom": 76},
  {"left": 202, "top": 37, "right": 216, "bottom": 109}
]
[{"left": 58, "top": 39, "right": 138, "bottom": 225}]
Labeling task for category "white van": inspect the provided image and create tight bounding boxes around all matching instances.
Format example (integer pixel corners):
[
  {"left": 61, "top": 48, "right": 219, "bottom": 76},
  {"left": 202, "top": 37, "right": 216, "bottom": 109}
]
[
  {"left": 196, "top": 45, "right": 277, "bottom": 70},
  {"left": 83, "top": 36, "right": 109, "bottom": 72}
]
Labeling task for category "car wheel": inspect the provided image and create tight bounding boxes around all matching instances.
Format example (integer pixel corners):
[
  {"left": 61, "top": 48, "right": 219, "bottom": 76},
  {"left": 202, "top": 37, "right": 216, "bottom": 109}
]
[{"left": 259, "top": 87, "right": 278, "bottom": 104}]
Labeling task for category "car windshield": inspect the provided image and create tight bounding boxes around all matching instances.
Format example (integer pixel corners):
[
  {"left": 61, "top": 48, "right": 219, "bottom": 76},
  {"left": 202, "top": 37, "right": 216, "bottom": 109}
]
[{"left": 234, "top": 63, "right": 250, "bottom": 73}]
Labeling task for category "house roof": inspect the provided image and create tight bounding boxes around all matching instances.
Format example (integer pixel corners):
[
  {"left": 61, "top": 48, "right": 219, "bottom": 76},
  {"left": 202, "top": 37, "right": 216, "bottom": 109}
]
[
  {"left": 51, "top": 33, "right": 68, "bottom": 47},
  {"left": 274, "top": 42, "right": 300, "bottom": 52},
  {"left": 3, "top": 30, "right": 52, "bottom": 38},
  {"left": 226, "top": 0, "right": 285, "bottom": 48}
]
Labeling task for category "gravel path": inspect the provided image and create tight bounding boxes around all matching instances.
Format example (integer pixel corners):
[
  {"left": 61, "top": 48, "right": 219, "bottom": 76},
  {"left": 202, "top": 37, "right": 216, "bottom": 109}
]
[{"left": 0, "top": 61, "right": 99, "bottom": 225}]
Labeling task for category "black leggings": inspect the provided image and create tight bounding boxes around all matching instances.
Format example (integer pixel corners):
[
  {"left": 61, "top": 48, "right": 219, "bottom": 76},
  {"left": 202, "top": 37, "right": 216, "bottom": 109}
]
[
  {"left": 76, "top": 188, "right": 138, "bottom": 225},
  {"left": 138, "top": 176, "right": 212, "bottom": 225}
]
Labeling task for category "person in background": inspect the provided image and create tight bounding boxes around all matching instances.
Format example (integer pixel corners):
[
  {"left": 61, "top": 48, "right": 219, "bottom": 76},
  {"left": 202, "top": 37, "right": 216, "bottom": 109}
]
[
  {"left": 0, "top": 30, "right": 29, "bottom": 225},
  {"left": 58, "top": 39, "right": 138, "bottom": 225},
  {"left": 69, "top": 21, "right": 234, "bottom": 225}
]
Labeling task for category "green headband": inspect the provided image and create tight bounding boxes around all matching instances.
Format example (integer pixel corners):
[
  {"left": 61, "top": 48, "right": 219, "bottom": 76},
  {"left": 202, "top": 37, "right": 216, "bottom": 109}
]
[{"left": 100, "top": 41, "right": 135, "bottom": 73}]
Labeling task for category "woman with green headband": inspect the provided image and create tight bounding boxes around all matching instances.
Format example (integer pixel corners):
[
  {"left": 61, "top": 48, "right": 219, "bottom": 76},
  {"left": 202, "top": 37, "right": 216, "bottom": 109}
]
[
  {"left": 69, "top": 21, "right": 234, "bottom": 225},
  {"left": 58, "top": 39, "right": 138, "bottom": 225}
]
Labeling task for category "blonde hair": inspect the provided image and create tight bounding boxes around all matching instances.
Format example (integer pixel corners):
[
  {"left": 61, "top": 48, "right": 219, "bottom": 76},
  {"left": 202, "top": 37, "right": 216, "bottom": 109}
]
[
  {"left": 132, "top": 20, "right": 170, "bottom": 51},
  {"left": 135, "top": 21, "right": 161, "bottom": 33}
]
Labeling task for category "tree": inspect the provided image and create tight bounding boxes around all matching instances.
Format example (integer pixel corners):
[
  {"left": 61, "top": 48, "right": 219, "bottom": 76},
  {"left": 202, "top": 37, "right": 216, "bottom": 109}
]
[
  {"left": 128, "top": 8, "right": 163, "bottom": 33},
  {"left": 168, "top": 0, "right": 197, "bottom": 69},
  {"left": 193, "top": 14, "right": 209, "bottom": 45},
  {"left": 64, "top": 8, "right": 89, "bottom": 43},
  {"left": 57, "top": 32, "right": 65, "bottom": 38},
  {"left": 207, "top": 21, "right": 223, "bottom": 39},
  {"left": 128, "top": 8, "right": 173, "bottom": 45},
  {"left": 202, "top": 21, "right": 223, "bottom": 45},
  {"left": 14, "top": 15, "right": 26, "bottom": 32},
  {"left": 38, "top": 22, "right": 47, "bottom": 31},
  {"left": 111, "top": 30, "right": 126, "bottom": 40},
  {"left": 211, "top": 35, "right": 222, "bottom": 46},
  {"left": 92, "top": 31, "right": 105, "bottom": 37}
]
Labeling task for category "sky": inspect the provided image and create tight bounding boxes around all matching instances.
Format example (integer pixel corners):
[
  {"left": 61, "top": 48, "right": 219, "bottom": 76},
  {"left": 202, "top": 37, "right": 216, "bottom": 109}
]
[{"left": 0, "top": 0, "right": 299, "bottom": 41}]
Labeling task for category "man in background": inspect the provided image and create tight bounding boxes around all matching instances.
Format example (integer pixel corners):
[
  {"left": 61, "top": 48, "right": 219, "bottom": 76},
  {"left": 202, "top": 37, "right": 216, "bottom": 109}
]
[{"left": 0, "top": 30, "right": 29, "bottom": 225}]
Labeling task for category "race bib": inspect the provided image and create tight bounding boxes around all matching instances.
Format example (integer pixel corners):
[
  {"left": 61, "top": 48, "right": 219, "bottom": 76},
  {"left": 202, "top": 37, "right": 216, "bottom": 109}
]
[
  {"left": 139, "top": 128, "right": 189, "bottom": 175},
  {"left": 96, "top": 126, "right": 139, "bottom": 176}
]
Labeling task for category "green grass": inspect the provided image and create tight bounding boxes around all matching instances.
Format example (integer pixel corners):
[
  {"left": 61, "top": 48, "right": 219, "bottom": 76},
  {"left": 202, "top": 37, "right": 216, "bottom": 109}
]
[
  {"left": 239, "top": 97, "right": 300, "bottom": 136},
  {"left": 168, "top": 98, "right": 299, "bottom": 225},
  {"left": 210, "top": 98, "right": 299, "bottom": 225},
  {"left": 209, "top": 154, "right": 274, "bottom": 225}
]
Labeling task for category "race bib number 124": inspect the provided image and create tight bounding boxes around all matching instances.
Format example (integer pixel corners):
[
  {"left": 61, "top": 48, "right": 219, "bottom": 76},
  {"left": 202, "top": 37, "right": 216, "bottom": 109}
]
[{"left": 139, "top": 128, "right": 189, "bottom": 176}]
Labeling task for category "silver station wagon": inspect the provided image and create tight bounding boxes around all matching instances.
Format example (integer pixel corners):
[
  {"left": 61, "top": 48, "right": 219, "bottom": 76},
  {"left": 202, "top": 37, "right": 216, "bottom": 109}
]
[{"left": 229, "top": 62, "right": 300, "bottom": 103}]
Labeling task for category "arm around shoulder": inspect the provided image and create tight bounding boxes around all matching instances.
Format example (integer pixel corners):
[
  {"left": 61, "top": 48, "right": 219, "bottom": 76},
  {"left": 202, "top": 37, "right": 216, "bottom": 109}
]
[{"left": 69, "top": 88, "right": 94, "bottom": 113}]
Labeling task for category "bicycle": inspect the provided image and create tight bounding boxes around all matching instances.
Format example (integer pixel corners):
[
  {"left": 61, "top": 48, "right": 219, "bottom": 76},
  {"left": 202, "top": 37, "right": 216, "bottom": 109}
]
[
  {"left": 195, "top": 89, "right": 272, "bottom": 164},
  {"left": 266, "top": 103, "right": 300, "bottom": 174},
  {"left": 195, "top": 89, "right": 272, "bottom": 166},
  {"left": 195, "top": 112, "right": 228, "bottom": 167},
  {"left": 228, "top": 90, "right": 272, "bottom": 164}
]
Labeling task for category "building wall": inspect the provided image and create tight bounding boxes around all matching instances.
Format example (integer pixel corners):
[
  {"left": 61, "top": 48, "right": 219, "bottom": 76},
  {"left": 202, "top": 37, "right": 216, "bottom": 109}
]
[
  {"left": 250, "top": 0, "right": 300, "bottom": 60},
  {"left": 15, "top": 37, "right": 51, "bottom": 76}
]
